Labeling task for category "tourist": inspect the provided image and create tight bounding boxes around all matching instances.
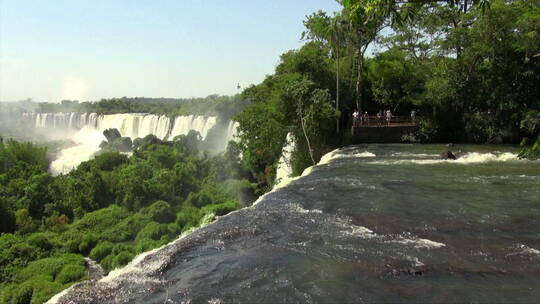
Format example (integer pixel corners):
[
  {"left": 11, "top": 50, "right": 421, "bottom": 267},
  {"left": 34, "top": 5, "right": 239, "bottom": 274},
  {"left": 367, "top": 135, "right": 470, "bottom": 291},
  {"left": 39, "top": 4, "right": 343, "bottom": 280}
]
[
  {"left": 410, "top": 109, "right": 416, "bottom": 124},
  {"left": 352, "top": 109, "right": 359, "bottom": 127},
  {"left": 386, "top": 109, "right": 392, "bottom": 126},
  {"left": 363, "top": 112, "right": 369, "bottom": 126},
  {"left": 377, "top": 110, "right": 383, "bottom": 126}
]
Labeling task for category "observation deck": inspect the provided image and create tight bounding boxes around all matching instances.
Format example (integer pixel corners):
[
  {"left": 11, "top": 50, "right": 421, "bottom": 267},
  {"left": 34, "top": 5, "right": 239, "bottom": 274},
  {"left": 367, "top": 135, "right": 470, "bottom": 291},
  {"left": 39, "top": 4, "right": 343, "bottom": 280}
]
[{"left": 351, "top": 115, "right": 419, "bottom": 143}]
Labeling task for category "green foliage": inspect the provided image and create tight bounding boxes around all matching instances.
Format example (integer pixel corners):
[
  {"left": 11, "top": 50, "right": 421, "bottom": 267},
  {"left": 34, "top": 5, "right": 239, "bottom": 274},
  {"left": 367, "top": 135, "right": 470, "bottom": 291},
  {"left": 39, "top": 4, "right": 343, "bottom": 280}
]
[
  {"left": 202, "top": 201, "right": 239, "bottom": 217},
  {"left": 0, "top": 199, "right": 16, "bottom": 234},
  {"left": 91, "top": 151, "right": 128, "bottom": 171},
  {"left": 35, "top": 95, "right": 248, "bottom": 119},
  {"left": 55, "top": 264, "right": 86, "bottom": 285},
  {"left": 232, "top": 0, "right": 539, "bottom": 187},
  {"left": 175, "top": 207, "right": 204, "bottom": 232},
  {"left": 89, "top": 242, "right": 114, "bottom": 262},
  {"left": 1, "top": 118, "right": 245, "bottom": 303},
  {"left": 77, "top": 234, "right": 98, "bottom": 256},
  {"left": 145, "top": 200, "right": 175, "bottom": 223},
  {"left": 113, "top": 251, "right": 134, "bottom": 268},
  {"left": 26, "top": 233, "right": 54, "bottom": 251},
  {"left": 136, "top": 222, "right": 172, "bottom": 241},
  {"left": 518, "top": 134, "right": 540, "bottom": 159},
  {"left": 0, "top": 139, "right": 48, "bottom": 178}
]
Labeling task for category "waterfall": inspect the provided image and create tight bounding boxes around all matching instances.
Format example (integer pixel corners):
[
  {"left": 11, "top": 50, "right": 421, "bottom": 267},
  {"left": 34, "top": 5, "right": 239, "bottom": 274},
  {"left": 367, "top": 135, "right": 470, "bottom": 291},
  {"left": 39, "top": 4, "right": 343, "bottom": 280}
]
[
  {"left": 25, "top": 112, "right": 239, "bottom": 175},
  {"left": 169, "top": 115, "right": 217, "bottom": 140},
  {"left": 225, "top": 121, "right": 239, "bottom": 143},
  {"left": 30, "top": 113, "right": 233, "bottom": 142},
  {"left": 275, "top": 132, "right": 295, "bottom": 185}
]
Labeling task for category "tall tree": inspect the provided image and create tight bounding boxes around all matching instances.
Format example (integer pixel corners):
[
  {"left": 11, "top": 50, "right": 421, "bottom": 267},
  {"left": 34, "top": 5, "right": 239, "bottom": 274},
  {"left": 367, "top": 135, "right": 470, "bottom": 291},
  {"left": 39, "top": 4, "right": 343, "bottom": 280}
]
[
  {"left": 342, "top": 1, "right": 385, "bottom": 112},
  {"left": 326, "top": 15, "right": 347, "bottom": 133}
]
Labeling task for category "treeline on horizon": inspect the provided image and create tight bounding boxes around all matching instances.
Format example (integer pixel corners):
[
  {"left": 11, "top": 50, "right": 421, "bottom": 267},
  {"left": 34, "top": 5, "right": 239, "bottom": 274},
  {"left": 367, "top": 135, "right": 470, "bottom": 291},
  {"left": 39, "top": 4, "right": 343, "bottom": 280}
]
[{"left": 1, "top": 94, "right": 248, "bottom": 120}]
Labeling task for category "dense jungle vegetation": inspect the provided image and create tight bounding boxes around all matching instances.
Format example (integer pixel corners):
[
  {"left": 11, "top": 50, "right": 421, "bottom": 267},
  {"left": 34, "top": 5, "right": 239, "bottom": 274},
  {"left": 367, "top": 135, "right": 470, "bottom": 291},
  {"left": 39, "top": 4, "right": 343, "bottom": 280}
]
[
  {"left": 234, "top": 0, "right": 540, "bottom": 179},
  {"left": 0, "top": 133, "right": 253, "bottom": 303}
]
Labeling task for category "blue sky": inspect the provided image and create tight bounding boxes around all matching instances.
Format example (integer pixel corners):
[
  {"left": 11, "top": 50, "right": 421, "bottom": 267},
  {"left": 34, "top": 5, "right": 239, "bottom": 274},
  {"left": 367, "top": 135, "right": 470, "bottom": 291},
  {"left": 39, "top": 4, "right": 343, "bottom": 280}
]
[{"left": 0, "top": 0, "right": 342, "bottom": 102}]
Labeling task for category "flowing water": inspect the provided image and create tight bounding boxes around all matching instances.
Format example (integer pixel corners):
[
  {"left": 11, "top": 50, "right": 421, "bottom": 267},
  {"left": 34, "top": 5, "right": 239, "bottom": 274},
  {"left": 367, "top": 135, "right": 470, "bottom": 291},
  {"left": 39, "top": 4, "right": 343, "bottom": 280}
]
[
  {"left": 22, "top": 113, "right": 238, "bottom": 174},
  {"left": 50, "top": 144, "right": 540, "bottom": 303}
]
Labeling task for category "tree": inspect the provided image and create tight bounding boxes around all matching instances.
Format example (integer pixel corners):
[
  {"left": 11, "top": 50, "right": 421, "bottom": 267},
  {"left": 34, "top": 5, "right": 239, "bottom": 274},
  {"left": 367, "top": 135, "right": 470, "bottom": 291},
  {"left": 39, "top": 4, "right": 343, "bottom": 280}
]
[
  {"left": 342, "top": 1, "right": 386, "bottom": 112},
  {"left": 287, "top": 78, "right": 339, "bottom": 166}
]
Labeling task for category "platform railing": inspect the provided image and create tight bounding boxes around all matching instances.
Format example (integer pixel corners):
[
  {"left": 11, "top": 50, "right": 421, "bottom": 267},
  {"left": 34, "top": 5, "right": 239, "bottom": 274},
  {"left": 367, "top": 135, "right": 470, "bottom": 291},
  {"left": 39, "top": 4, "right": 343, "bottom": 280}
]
[{"left": 352, "top": 115, "right": 418, "bottom": 127}]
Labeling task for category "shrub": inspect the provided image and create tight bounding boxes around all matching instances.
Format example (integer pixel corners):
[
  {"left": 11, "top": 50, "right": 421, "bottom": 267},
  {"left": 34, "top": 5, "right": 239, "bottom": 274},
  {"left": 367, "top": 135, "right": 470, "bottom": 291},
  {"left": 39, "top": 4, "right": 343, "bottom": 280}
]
[
  {"left": 63, "top": 240, "right": 80, "bottom": 253},
  {"left": 145, "top": 200, "right": 175, "bottom": 223},
  {"left": 16, "top": 254, "right": 84, "bottom": 282},
  {"left": 78, "top": 233, "right": 97, "bottom": 255},
  {"left": 519, "top": 134, "right": 540, "bottom": 159},
  {"left": 100, "top": 254, "right": 115, "bottom": 273},
  {"left": 89, "top": 242, "right": 114, "bottom": 262},
  {"left": 0, "top": 200, "right": 16, "bottom": 233},
  {"left": 202, "top": 201, "right": 238, "bottom": 217},
  {"left": 113, "top": 251, "right": 134, "bottom": 268},
  {"left": 22, "top": 277, "right": 64, "bottom": 304},
  {"left": 99, "top": 214, "right": 150, "bottom": 242},
  {"left": 111, "top": 243, "right": 135, "bottom": 255},
  {"left": 71, "top": 205, "right": 129, "bottom": 233},
  {"left": 8, "top": 242, "right": 41, "bottom": 263},
  {"left": 1, "top": 284, "right": 33, "bottom": 304},
  {"left": 135, "top": 239, "right": 159, "bottom": 254},
  {"left": 26, "top": 233, "right": 54, "bottom": 251},
  {"left": 175, "top": 207, "right": 203, "bottom": 232},
  {"left": 136, "top": 222, "right": 171, "bottom": 241},
  {"left": 55, "top": 264, "right": 86, "bottom": 285},
  {"left": 92, "top": 151, "right": 128, "bottom": 171}
]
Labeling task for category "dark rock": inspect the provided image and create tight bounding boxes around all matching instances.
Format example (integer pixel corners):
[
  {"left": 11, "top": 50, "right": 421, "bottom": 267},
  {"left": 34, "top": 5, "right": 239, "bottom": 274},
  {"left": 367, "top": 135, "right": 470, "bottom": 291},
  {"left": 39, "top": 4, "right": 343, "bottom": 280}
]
[
  {"left": 386, "top": 262, "right": 430, "bottom": 277},
  {"left": 439, "top": 150, "right": 456, "bottom": 160},
  {"left": 454, "top": 151, "right": 465, "bottom": 159},
  {"left": 408, "top": 264, "right": 429, "bottom": 276},
  {"left": 99, "top": 140, "right": 108, "bottom": 149},
  {"left": 103, "top": 128, "right": 122, "bottom": 143},
  {"left": 114, "top": 137, "right": 133, "bottom": 152}
]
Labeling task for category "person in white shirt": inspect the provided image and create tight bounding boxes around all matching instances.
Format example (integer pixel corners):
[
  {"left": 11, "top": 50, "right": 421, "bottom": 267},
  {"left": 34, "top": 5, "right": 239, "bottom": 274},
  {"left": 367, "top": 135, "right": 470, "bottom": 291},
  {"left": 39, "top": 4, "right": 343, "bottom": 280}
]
[{"left": 352, "top": 110, "right": 359, "bottom": 127}]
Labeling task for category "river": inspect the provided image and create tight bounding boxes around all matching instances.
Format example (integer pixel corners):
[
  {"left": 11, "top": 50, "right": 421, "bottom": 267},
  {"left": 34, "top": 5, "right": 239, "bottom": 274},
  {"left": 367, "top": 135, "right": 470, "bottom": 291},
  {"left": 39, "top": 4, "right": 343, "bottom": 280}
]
[{"left": 50, "top": 144, "right": 540, "bottom": 303}]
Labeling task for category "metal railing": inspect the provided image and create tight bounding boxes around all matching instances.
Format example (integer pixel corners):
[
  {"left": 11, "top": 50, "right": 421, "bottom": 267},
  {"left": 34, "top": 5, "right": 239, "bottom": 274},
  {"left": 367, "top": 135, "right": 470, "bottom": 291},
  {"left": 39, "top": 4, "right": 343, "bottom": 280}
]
[{"left": 352, "top": 115, "right": 418, "bottom": 127}]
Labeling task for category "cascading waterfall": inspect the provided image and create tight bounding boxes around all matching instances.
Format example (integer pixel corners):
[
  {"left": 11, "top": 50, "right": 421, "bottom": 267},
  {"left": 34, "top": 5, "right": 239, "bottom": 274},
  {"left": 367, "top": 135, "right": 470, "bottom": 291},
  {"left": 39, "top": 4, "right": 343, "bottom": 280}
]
[
  {"left": 275, "top": 132, "right": 295, "bottom": 185},
  {"left": 169, "top": 115, "right": 217, "bottom": 139},
  {"left": 25, "top": 112, "right": 238, "bottom": 174},
  {"left": 226, "top": 120, "right": 240, "bottom": 141}
]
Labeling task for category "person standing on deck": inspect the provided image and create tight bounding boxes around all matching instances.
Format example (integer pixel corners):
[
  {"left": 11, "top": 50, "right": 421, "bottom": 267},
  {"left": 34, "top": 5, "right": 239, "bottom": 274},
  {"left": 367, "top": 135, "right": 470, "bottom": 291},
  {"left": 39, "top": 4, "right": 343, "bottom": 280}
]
[
  {"left": 377, "top": 110, "right": 383, "bottom": 126},
  {"left": 363, "top": 112, "right": 369, "bottom": 126},
  {"left": 410, "top": 109, "right": 416, "bottom": 124},
  {"left": 386, "top": 109, "right": 392, "bottom": 126},
  {"left": 352, "top": 110, "right": 359, "bottom": 127}
]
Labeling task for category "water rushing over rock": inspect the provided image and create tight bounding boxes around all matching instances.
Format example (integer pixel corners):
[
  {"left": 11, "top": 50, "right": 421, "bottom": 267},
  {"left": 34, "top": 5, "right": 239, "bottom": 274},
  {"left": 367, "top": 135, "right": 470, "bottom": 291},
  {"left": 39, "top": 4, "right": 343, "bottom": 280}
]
[
  {"left": 49, "top": 144, "right": 540, "bottom": 303},
  {"left": 23, "top": 113, "right": 238, "bottom": 174},
  {"left": 275, "top": 132, "right": 295, "bottom": 185}
]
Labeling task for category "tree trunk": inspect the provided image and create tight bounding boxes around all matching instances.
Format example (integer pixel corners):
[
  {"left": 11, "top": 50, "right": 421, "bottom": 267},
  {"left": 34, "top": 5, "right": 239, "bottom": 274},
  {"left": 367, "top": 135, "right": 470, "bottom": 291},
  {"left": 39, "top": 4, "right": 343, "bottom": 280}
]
[
  {"left": 301, "top": 116, "right": 316, "bottom": 166},
  {"left": 335, "top": 53, "right": 340, "bottom": 134},
  {"left": 355, "top": 48, "right": 364, "bottom": 112}
]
